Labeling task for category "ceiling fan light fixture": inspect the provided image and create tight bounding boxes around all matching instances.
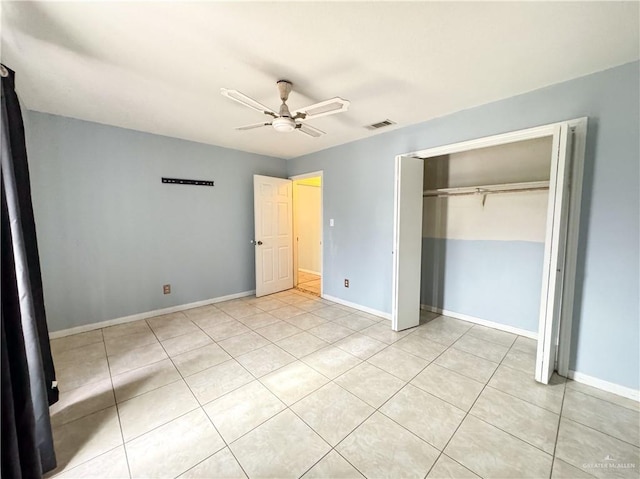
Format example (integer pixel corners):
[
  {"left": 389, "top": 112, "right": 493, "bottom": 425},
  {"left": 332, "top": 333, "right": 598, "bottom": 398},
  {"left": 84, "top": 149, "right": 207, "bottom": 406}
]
[{"left": 272, "top": 116, "right": 296, "bottom": 133}]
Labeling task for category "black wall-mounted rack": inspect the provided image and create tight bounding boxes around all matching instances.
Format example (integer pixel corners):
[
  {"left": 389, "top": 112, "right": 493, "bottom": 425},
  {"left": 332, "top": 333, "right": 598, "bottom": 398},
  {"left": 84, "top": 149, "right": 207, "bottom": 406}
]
[{"left": 162, "top": 177, "right": 214, "bottom": 187}]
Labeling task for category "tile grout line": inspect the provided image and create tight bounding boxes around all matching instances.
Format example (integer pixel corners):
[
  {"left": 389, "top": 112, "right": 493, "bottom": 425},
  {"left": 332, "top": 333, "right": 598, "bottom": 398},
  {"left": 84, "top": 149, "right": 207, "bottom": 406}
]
[
  {"left": 50, "top": 334, "right": 113, "bottom": 428},
  {"left": 239, "top": 310, "right": 404, "bottom": 477},
  {"left": 320, "top": 319, "right": 476, "bottom": 477},
  {"left": 559, "top": 415, "right": 640, "bottom": 449},
  {"left": 289, "top": 383, "right": 380, "bottom": 479},
  {"left": 107, "top": 332, "right": 200, "bottom": 379},
  {"left": 185, "top": 300, "right": 337, "bottom": 474},
  {"left": 548, "top": 379, "right": 569, "bottom": 479},
  {"left": 461, "top": 339, "right": 569, "bottom": 459},
  {"left": 467, "top": 414, "right": 556, "bottom": 458},
  {"left": 235, "top": 305, "right": 380, "bottom": 383},
  {"left": 282, "top": 406, "right": 343, "bottom": 477},
  {"left": 179, "top": 296, "right": 347, "bottom": 408},
  {"left": 103, "top": 341, "right": 134, "bottom": 479},
  {"left": 437, "top": 335, "right": 595, "bottom": 477},
  {"left": 312, "top": 331, "right": 456, "bottom": 479},
  {"left": 563, "top": 383, "right": 640, "bottom": 412},
  {"left": 107, "top": 334, "right": 185, "bottom": 402},
  {"left": 390, "top": 334, "right": 481, "bottom": 479},
  {"left": 449, "top": 330, "right": 515, "bottom": 364},
  {"left": 49, "top": 337, "right": 104, "bottom": 356},
  {"left": 47, "top": 446, "right": 124, "bottom": 479},
  {"left": 566, "top": 386, "right": 640, "bottom": 412},
  {"left": 476, "top": 370, "right": 564, "bottom": 415},
  {"left": 422, "top": 330, "right": 519, "bottom": 479},
  {"left": 49, "top": 337, "right": 126, "bottom": 478},
  {"left": 295, "top": 449, "right": 360, "bottom": 479},
  {"left": 216, "top": 290, "right": 364, "bottom": 476},
  {"left": 142, "top": 314, "right": 250, "bottom": 478},
  {"left": 183, "top": 402, "right": 251, "bottom": 479},
  {"left": 423, "top": 335, "right": 566, "bottom": 416},
  {"left": 463, "top": 327, "right": 521, "bottom": 349}
]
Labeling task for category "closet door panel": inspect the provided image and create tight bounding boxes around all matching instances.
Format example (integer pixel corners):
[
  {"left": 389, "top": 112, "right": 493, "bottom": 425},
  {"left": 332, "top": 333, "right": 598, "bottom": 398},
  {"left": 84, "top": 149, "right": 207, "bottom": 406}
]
[
  {"left": 536, "top": 123, "right": 573, "bottom": 384},
  {"left": 392, "top": 156, "right": 424, "bottom": 331}
]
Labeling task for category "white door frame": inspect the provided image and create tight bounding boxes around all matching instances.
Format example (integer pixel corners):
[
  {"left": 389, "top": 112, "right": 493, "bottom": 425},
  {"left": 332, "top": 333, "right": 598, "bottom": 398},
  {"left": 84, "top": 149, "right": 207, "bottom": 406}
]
[
  {"left": 392, "top": 118, "right": 587, "bottom": 381},
  {"left": 290, "top": 170, "right": 324, "bottom": 297}
]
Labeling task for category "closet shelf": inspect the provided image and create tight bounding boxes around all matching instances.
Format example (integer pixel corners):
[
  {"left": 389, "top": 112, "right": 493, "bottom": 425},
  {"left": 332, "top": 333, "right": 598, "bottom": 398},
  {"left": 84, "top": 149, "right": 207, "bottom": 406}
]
[{"left": 423, "top": 180, "right": 550, "bottom": 197}]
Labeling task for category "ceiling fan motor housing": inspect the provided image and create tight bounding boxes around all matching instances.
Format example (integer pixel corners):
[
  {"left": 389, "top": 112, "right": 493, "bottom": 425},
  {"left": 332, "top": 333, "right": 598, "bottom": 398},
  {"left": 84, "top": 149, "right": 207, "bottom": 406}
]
[{"left": 272, "top": 116, "right": 296, "bottom": 133}]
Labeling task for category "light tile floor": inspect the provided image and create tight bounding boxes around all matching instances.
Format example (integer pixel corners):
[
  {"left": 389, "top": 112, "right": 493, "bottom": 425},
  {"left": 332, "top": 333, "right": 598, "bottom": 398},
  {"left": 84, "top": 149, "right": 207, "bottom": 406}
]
[
  {"left": 296, "top": 271, "right": 321, "bottom": 296},
  {"left": 47, "top": 289, "right": 640, "bottom": 478}
]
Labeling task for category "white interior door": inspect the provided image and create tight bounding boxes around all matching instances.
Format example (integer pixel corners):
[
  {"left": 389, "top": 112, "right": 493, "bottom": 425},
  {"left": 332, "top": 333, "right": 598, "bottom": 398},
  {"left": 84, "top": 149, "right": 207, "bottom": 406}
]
[
  {"left": 254, "top": 175, "right": 293, "bottom": 297},
  {"left": 536, "top": 123, "right": 573, "bottom": 383},
  {"left": 392, "top": 155, "right": 424, "bottom": 331}
]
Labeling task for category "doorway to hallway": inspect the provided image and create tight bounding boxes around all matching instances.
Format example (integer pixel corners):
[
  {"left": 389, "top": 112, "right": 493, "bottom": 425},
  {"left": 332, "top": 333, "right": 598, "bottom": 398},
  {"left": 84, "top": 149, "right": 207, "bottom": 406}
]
[
  {"left": 292, "top": 173, "right": 323, "bottom": 297},
  {"left": 297, "top": 271, "right": 320, "bottom": 295}
]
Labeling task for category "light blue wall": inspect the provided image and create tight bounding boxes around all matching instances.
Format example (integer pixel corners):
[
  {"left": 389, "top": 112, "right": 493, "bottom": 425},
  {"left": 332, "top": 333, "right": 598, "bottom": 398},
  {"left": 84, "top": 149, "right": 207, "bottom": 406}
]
[
  {"left": 421, "top": 238, "right": 544, "bottom": 332},
  {"left": 288, "top": 61, "right": 640, "bottom": 390},
  {"left": 25, "top": 112, "right": 286, "bottom": 332}
]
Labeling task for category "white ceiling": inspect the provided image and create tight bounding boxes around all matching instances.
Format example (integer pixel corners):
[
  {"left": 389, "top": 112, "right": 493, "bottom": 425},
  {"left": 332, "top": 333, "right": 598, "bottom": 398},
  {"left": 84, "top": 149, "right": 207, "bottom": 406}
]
[{"left": 2, "top": 2, "right": 638, "bottom": 159}]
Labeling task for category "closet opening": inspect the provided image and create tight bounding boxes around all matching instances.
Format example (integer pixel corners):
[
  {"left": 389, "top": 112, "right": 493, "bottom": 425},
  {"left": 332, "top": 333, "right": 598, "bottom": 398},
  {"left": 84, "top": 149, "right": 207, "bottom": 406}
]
[
  {"left": 421, "top": 137, "right": 552, "bottom": 338},
  {"left": 291, "top": 172, "right": 323, "bottom": 297},
  {"left": 392, "top": 119, "right": 587, "bottom": 384}
]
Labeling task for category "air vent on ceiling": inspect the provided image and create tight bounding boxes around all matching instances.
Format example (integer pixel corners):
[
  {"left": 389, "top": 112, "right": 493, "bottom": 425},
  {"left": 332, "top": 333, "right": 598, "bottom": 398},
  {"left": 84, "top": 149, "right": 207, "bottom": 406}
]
[{"left": 365, "top": 119, "right": 396, "bottom": 130}]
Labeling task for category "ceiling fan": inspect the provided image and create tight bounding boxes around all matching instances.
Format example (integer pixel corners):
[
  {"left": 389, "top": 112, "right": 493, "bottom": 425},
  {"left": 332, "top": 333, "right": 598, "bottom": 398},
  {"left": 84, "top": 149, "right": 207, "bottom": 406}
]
[{"left": 220, "top": 80, "right": 350, "bottom": 137}]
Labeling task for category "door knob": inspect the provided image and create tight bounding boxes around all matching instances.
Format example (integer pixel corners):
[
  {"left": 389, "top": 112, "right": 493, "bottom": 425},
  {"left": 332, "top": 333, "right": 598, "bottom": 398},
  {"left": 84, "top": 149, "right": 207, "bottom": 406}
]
[
  {"left": 251, "top": 240, "right": 263, "bottom": 246},
  {"left": 257, "top": 241, "right": 263, "bottom": 245}
]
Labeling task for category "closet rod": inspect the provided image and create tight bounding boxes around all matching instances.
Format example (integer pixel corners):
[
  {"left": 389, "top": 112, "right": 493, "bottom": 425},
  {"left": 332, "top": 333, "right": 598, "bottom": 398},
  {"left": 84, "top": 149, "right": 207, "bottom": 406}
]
[
  {"left": 423, "top": 180, "right": 550, "bottom": 198},
  {"left": 423, "top": 185, "right": 549, "bottom": 197}
]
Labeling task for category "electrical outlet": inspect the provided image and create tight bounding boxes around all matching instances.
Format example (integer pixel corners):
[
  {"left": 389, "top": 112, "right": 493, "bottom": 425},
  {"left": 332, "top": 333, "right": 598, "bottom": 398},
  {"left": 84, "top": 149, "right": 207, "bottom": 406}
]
[
  {"left": 163, "top": 284, "right": 171, "bottom": 295},
  {"left": 344, "top": 279, "right": 349, "bottom": 288}
]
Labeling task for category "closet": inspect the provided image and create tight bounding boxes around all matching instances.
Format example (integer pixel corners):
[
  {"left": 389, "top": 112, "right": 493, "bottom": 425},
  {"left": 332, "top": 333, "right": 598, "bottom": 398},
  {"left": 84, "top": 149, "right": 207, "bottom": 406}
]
[
  {"left": 420, "top": 137, "right": 552, "bottom": 335},
  {"left": 392, "top": 119, "right": 587, "bottom": 384}
]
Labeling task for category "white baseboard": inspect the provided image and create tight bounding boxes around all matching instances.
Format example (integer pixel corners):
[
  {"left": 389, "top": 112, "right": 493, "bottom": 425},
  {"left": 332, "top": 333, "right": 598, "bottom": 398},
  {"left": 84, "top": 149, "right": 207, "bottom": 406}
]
[
  {"left": 322, "top": 294, "right": 391, "bottom": 320},
  {"left": 49, "top": 290, "right": 256, "bottom": 339},
  {"left": 421, "top": 304, "right": 537, "bottom": 340},
  {"left": 567, "top": 370, "right": 640, "bottom": 403},
  {"left": 298, "top": 268, "right": 321, "bottom": 275}
]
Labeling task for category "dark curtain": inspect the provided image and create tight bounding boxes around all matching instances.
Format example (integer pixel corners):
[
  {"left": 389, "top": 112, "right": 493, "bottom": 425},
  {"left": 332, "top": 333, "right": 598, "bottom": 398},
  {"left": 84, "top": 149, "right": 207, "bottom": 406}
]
[{"left": 1, "top": 64, "right": 58, "bottom": 478}]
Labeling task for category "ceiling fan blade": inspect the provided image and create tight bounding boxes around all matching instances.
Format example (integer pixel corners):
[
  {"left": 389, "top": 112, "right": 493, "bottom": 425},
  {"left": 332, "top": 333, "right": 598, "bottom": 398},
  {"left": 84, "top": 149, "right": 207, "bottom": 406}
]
[
  {"left": 296, "top": 123, "right": 325, "bottom": 138},
  {"left": 236, "top": 122, "right": 272, "bottom": 131},
  {"left": 221, "top": 88, "right": 277, "bottom": 117},
  {"left": 293, "top": 97, "right": 350, "bottom": 120}
]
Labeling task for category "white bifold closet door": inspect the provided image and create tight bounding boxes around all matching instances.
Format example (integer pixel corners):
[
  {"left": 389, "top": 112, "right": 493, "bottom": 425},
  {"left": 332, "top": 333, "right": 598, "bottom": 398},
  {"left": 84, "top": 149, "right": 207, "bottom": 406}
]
[
  {"left": 536, "top": 123, "right": 573, "bottom": 384},
  {"left": 391, "top": 155, "right": 424, "bottom": 332}
]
